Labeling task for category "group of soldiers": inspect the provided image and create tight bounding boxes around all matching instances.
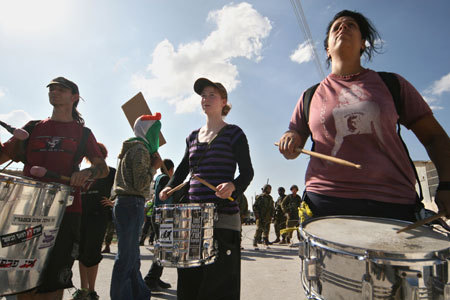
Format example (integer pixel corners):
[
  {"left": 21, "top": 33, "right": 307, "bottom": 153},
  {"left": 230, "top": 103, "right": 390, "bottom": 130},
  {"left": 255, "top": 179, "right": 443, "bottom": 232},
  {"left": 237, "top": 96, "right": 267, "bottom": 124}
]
[{"left": 252, "top": 184, "right": 302, "bottom": 249}]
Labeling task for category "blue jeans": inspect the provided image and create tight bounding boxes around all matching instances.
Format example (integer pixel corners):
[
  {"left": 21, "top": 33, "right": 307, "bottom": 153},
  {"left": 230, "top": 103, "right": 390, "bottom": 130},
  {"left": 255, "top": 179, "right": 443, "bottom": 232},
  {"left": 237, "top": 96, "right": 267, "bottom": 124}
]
[{"left": 110, "top": 196, "right": 151, "bottom": 300}]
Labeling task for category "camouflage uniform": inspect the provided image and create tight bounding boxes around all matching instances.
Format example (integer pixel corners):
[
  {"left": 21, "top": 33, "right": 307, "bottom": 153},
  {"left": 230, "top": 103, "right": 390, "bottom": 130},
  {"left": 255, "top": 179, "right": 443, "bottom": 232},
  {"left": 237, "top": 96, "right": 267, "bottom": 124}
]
[
  {"left": 273, "top": 194, "right": 287, "bottom": 242},
  {"left": 253, "top": 192, "right": 274, "bottom": 245},
  {"left": 236, "top": 193, "right": 249, "bottom": 246},
  {"left": 281, "top": 193, "right": 302, "bottom": 240}
]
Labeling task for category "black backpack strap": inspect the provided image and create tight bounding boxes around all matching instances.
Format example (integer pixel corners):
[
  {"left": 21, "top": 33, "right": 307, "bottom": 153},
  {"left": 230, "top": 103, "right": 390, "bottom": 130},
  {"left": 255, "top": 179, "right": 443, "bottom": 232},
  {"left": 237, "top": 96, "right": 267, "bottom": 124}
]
[
  {"left": 14, "top": 120, "right": 41, "bottom": 163},
  {"left": 72, "top": 127, "right": 92, "bottom": 172},
  {"left": 377, "top": 71, "right": 423, "bottom": 201},
  {"left": 302, "top": 83, "right": 320, "bottom": 151},
  {"left": 302, "top": 83, "right": 320, "bottom": 126}
]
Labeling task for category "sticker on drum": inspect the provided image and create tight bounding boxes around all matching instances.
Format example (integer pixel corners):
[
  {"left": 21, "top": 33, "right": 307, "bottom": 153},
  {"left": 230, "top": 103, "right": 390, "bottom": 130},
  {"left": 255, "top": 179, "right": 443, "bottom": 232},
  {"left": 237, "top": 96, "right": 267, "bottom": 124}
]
[
  {"left": 159, "top": 224, "right": 173, "bottom": 246},
  {"left": 299, "top": 216, "right": 450, "bottom": 300},
  {"left": 0, "top": 172, "right": 72, "bottom": 296}
]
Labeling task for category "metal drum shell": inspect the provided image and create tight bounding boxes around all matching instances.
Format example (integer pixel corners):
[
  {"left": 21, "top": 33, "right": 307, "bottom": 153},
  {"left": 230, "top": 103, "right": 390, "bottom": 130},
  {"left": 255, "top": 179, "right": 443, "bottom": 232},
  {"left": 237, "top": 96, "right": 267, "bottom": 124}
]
[
  {"left": 154, "top": 203, "right": 216, "bottom": 268},
  {"left": 299, "top": 216, "right": 450, "bottom": 300},
  {"left": 0, "top": 173, "right": 72, "bottom": 296}
]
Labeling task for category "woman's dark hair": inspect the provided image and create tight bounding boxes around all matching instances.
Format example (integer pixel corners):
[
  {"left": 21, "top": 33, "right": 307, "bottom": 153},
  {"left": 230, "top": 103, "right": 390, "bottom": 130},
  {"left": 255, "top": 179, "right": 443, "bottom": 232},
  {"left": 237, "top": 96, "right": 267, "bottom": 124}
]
[
  {"left": 324, "top": 10, "right": 382, "bottom": 67},
  {"left": 72, "top": 99, "right": 85, "bottom": 125}
]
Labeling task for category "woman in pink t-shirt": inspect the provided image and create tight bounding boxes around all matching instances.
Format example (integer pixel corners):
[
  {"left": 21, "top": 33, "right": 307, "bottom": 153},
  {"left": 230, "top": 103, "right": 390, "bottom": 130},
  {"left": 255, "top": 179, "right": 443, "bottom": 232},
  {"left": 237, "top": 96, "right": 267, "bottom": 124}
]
[{"left": 278, "top": 10, "right": 450, "bottom": 221}]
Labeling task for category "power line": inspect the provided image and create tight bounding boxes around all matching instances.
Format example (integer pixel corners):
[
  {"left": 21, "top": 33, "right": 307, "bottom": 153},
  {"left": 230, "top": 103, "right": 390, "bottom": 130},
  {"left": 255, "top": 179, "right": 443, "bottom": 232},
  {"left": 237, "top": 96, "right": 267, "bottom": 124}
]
[{"left": 289, "top": 0, "right": 326, "bottom": 80}]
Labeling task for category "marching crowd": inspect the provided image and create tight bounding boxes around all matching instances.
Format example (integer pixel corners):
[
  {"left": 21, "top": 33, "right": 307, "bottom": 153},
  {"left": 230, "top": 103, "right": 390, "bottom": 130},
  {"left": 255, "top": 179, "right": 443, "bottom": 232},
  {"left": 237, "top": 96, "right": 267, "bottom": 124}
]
[{"left": 0, "top": 8, "right": 448, "bottom": 300}]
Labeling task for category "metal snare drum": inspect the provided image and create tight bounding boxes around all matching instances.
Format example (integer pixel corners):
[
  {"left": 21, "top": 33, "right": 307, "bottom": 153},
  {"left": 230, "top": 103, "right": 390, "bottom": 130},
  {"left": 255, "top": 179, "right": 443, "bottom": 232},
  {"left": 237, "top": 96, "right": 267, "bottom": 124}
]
[
  {"left": 154, "top": 203, "right": 217, "bottom": 268},
  {"left": 299, "top": 216, "right": 450, "bottom": 300},
  {"left": 0, "top": 172, "right": 73, "bottom": 296}
]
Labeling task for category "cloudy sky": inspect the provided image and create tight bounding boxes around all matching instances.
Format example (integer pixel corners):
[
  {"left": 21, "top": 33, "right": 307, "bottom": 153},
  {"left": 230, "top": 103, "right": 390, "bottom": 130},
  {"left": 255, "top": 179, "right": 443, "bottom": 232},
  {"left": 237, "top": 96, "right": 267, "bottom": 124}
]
[{"left": 1, "top": 0, "right": 449, "bottom": 205}]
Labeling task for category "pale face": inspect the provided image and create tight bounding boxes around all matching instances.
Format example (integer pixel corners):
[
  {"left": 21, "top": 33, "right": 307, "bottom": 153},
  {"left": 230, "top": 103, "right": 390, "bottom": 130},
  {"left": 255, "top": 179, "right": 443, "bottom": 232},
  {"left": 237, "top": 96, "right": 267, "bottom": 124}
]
[
  {"left": 48, "top": 84, "right": 77, "bottom": 108},
  {"left": 200, "top": 86, "right": 226, "bottom": 116},
  {"left": 326, "top": 16, "right": 365, "bottom": 60}
]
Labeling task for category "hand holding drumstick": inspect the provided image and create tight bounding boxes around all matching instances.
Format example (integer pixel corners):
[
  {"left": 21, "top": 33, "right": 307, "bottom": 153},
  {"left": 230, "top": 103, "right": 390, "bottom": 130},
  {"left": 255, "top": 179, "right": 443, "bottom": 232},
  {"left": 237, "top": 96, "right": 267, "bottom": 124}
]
[
  {"left": 160, "top": 176, "right": 235, "bottom": 201},
  {"left": 275, "top": 142, "right": 361, "bottom": 169}
]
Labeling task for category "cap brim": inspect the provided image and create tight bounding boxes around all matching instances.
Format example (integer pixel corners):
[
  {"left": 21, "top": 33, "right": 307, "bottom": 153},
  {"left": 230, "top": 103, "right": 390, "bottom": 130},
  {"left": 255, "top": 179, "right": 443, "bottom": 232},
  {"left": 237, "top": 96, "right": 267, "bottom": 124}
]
[
  {"left": 46, "top": 81, "right": 71, "bottom": 89},
  {"left": 194, "top": 78, "right": 217, "bottom": 95}
]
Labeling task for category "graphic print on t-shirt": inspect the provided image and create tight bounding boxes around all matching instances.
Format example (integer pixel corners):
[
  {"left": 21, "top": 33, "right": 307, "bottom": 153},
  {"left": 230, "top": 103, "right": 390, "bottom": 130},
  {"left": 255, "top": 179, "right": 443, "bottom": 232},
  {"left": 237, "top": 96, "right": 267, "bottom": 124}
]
[{"left": 331, "top": 85, "right": 384, "bottom": 156}]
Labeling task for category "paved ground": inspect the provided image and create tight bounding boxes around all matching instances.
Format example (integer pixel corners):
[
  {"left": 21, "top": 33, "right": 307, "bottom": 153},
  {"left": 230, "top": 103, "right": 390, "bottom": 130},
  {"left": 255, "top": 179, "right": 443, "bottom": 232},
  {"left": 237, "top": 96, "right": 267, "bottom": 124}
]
[{"left": 62, "top": 224, "right": 307, "bottom": 300}]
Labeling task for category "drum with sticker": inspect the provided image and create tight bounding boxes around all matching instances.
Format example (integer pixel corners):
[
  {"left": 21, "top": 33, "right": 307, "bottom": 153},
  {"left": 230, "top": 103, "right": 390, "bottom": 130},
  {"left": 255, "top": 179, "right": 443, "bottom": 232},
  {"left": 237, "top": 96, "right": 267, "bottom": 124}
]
[
  {"left": 153, "top": 203, "right": 217, "bottom": 268},
  {"left": 0, "top": 173, "right": 72, "bottom": 296},
  {"left": 299, "top": 216, "right": 450, "bottom": 300}
]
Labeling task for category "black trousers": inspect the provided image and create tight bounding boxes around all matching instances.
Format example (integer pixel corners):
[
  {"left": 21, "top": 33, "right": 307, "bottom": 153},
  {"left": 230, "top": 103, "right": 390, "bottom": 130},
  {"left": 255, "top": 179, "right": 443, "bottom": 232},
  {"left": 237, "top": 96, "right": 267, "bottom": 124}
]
[
  {"left": 177, "top": 228, "right": 241, "bottom": 300},
  {"left": 305, "top": 191, "right": 416, "bottom": 222}
]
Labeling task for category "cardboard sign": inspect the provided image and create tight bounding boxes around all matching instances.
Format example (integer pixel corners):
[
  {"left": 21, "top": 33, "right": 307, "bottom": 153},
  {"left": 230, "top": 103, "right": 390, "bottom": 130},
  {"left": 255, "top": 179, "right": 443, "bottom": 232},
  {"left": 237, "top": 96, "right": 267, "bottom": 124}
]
[{"left": 121, "top": 92, "right": 166, "bottom": 146}]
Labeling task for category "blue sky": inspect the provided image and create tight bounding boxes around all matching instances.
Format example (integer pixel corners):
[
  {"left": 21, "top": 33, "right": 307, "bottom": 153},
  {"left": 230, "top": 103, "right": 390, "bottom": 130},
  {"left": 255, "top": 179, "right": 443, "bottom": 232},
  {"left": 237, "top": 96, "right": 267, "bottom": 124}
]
[{"left": 1, "top": 0, "right": 449, "bottom": 206}]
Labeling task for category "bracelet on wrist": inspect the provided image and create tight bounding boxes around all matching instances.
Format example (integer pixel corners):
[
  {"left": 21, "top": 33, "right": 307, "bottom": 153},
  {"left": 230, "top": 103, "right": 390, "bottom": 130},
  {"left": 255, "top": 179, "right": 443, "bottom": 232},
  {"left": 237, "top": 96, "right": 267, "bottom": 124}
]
[{"left": 437, "top": 181, "right": 450, "bottom": 191}]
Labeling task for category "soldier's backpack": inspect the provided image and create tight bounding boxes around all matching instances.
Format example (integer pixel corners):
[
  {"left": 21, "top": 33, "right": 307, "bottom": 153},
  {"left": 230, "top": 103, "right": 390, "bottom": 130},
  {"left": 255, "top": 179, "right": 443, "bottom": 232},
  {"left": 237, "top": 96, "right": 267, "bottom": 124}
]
[{"left": 301, "top": 72, "right": 423, "bottom": 200}]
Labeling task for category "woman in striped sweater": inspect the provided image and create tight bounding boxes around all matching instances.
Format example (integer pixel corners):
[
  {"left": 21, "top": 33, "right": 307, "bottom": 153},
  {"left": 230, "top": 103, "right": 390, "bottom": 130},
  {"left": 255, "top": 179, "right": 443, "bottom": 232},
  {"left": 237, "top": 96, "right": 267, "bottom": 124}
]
[{"left": 159, "top": 77, "right": 254, "bottom": 300}]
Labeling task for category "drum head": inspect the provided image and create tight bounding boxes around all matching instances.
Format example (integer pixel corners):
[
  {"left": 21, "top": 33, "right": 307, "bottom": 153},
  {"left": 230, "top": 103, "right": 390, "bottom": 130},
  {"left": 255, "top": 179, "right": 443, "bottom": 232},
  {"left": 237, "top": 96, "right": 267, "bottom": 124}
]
[{"left": 302, "top": 216, "right": 449, "bottom": 256}]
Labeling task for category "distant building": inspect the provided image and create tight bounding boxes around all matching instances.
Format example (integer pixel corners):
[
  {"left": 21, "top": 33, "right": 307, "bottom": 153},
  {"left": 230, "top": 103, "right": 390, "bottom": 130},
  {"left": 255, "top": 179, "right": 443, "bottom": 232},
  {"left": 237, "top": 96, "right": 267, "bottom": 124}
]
[{"left": 414, "top": 160, "right": 438, "bottom": 212}]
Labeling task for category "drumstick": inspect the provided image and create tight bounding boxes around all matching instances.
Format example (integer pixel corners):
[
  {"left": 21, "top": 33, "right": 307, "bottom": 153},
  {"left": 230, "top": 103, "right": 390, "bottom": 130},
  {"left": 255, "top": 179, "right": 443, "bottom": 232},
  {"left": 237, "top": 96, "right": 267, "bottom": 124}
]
[
  {"left": 274, "top": 142, "right": 362, "bottom": 169},
  {"left": 396, "top": 212, "right": 446, "bottom": 233},
  {"left": 192, "top": 175, "right": 235, "bottom": 201},
  {"left": 166, "top": 181, "right": 188, "bottom": 196},
  {"left": 0, "top": 121, "right": 29, "bottom": 140},
  {"left": 30, "top": 166, "right": 71, "bottom": 182}
]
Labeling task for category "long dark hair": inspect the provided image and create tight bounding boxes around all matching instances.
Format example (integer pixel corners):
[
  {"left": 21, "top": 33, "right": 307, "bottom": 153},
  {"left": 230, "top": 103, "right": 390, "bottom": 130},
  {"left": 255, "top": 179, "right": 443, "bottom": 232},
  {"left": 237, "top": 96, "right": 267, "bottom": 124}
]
[
  {"left": 324, "top": 10, "right": 382, "bottom": 67},
  {"left": 72, "top": 99, "right": 84, "bottom": 125}
]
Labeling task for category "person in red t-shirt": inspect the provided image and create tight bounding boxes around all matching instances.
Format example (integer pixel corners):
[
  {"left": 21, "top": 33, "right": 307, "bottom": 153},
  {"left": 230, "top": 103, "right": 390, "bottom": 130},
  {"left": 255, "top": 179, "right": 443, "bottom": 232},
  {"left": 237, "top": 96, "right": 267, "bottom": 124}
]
[{"left": 0, "top": 77, "right": 108, "bottom": 300}]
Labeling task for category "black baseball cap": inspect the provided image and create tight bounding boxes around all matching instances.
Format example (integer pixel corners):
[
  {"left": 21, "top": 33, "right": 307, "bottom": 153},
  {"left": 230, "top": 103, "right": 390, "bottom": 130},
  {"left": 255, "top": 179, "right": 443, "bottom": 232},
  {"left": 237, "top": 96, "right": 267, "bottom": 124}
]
[
  {"left": 47, "top": 77, "right": 79, "bottom": 94},
  {"left": 194, "top": 77, "right": 227, "bottom": 99}
]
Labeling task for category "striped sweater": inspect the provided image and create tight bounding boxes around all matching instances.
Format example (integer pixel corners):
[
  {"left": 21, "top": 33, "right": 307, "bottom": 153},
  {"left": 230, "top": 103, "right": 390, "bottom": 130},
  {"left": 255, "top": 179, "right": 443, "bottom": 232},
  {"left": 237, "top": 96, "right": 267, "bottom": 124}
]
[{"left": 169, "top": 124, "right": 254, "bottom": 214}]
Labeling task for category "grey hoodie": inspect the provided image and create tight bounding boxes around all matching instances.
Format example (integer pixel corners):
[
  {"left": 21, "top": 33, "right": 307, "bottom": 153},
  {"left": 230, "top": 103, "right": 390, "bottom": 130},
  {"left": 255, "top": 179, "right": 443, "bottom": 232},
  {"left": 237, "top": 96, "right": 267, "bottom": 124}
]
[{"left": 113, "top": 140, "right": 156, "bottom": 198}]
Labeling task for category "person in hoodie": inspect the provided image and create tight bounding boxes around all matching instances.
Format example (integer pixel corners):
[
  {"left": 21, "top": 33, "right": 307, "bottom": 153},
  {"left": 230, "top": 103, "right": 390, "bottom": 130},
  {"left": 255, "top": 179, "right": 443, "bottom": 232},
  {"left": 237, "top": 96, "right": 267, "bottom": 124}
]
[{"left": 110, "top": 114, "right": 163, "bottom": 300}]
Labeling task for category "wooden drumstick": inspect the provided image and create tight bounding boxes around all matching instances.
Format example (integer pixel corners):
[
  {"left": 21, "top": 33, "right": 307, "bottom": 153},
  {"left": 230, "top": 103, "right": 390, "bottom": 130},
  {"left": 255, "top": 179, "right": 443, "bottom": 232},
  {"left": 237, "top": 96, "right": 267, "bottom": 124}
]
[
  {"left": 396, "top": 212, "right": 446, "bottom": 233},
  {"left": 274, "top": 142, "right": 362, "bottom": 169},
  {"left": 166, "top": 181, "right": 188, "bottom": 196},
  {"left": 192, "top": 175, "right": 235, "bottom": 201}
]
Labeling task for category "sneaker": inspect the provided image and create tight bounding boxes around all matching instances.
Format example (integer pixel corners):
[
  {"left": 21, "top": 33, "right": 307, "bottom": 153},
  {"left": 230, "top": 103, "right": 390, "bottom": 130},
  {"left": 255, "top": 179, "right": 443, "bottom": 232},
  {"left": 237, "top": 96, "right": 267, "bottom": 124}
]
[
  {"left": 71, "top": 288, "right": 89, "bottom": 300},
  {"left": 157, "top": 279, "right": 171, "bottom": 289},
  {"left": 87, "top": 291, "right": 99, "bottom": 300}
]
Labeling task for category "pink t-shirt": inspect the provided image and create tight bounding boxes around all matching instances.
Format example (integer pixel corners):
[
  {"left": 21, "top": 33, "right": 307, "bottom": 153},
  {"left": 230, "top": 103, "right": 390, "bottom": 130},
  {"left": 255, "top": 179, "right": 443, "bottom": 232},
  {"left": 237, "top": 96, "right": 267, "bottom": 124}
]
[{"left": 289, "top": 69, "right": 432, "bottom": 205}]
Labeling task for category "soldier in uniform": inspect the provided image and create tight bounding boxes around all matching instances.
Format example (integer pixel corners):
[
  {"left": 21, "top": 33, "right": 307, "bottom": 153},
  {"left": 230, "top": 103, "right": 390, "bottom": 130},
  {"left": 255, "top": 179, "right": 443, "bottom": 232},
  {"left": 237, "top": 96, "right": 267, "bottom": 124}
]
[
  {"left": 272, "top": 187, "right": 287, "bottom": 244},
  {"left": 236, "top": 193, "right": 249, "bottom": 249},
  {"left": 253, "top": 184, "right": 274, "bottom": 249},
  {"left": 281, "top": 185, "right": 302, "bottom": 246}
]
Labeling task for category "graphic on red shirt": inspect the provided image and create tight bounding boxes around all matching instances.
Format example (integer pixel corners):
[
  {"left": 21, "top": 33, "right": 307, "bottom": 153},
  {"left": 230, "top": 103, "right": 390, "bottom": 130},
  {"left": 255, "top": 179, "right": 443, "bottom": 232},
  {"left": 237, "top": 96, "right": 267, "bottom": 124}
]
[{"left": 331, "top": 84, "right": 384, "bottom": 156}]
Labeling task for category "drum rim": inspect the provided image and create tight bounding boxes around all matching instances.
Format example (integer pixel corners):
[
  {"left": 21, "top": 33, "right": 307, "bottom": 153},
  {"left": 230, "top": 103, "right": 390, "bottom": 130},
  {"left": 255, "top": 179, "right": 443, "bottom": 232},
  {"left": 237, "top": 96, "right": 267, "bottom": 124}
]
[
  {"left": 300, "top": 215, "right": 450, "bottom": 261},
  {"left": 0, "top": 172, "right": 72, "bottom": 191},
  {"left": 157, "top": 203, "right": 216, "bottom": 208}
]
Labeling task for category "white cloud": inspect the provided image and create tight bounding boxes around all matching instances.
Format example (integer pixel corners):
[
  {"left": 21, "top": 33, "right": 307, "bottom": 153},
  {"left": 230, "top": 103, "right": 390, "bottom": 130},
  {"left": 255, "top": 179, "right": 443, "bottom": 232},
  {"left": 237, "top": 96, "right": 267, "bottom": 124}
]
[
  {"left": 427, "top": 72, "right": 450, "bottom": 96},
  {"left": 0, "top": 1, "right": 71, "bottom": 35},
  {"left": 0, "top": 110, "right": 33, "bottom": 139},
  {"left": 290, "top": 41, "right": 314, "bottom": 64},
  {"left": 113, "top": 57, "right": 130, "bottom": 72},
  {"left": 0, "top": 87, "right": 5, "bottom": 99},
  {"left": 131, "top": 2, "right": 272, "bottom": 114}
]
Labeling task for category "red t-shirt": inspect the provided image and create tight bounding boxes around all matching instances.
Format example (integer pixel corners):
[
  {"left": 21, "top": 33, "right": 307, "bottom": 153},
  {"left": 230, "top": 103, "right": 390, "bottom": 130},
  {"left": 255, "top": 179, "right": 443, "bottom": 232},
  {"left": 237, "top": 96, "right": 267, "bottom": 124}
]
[{"left": 3, "top": 118, "right": 103, "bottom": 213}]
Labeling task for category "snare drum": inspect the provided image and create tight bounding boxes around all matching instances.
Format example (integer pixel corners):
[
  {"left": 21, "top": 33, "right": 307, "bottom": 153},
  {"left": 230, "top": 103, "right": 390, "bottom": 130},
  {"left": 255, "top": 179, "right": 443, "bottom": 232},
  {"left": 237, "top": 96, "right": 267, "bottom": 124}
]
[
  {"left": 299, "top": 216, "right": 450, "bottom": 300},
  {"left": 0, "top": 173, "right": 72, "bottom": 296},
  {"left": 154, "top": 203, "right": 217, "bottom": 268}
]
